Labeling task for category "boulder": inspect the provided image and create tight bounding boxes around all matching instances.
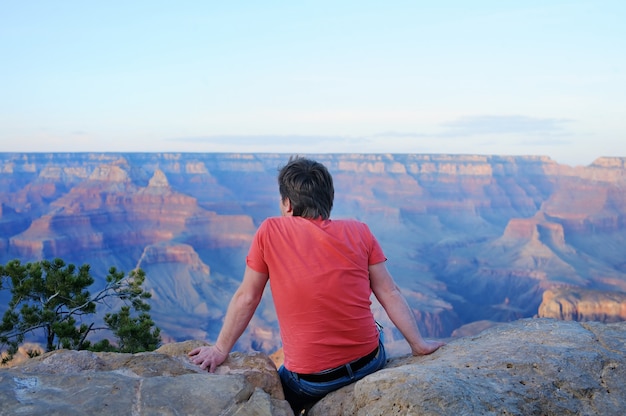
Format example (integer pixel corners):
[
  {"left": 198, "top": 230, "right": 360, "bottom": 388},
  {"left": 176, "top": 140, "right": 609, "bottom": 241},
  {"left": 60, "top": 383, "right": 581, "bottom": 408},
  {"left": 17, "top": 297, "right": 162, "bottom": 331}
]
[
  {"left": 0, "top": 340, "right": 293, "bottom": 416},
  {"left": 310, "top": 318, "right": 626, "bottom": 415}
]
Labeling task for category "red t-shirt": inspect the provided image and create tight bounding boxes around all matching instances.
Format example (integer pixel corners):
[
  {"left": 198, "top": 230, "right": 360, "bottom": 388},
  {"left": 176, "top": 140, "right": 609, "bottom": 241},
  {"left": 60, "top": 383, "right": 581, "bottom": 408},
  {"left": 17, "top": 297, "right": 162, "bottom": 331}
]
[{"left": 246, "top": 216, "right": 387, "bottom": 373}]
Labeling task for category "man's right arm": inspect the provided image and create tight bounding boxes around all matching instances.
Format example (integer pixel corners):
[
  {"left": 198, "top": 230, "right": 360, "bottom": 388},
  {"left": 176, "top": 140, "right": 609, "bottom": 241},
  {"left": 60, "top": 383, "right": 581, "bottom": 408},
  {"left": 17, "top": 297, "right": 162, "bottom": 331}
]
[
  {"left": 369, "top": 262, "right": 445, "bottom": 355},
  {"left": 189, "top": 266, "right": 269, "bottom": 371}
]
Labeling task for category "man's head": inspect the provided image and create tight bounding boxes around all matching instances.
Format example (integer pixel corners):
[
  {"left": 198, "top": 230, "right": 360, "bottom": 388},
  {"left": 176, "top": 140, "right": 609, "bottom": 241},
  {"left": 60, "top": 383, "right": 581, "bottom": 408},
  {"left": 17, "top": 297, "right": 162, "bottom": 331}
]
[{"left": 278, "top": 157, "right": 334, "bottom": 220}]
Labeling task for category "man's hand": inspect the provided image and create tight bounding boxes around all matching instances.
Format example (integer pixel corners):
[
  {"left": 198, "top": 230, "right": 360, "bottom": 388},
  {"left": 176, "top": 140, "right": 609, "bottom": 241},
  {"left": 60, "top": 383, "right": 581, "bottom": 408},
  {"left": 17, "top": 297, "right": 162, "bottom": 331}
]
[
  {"left": 411, "top": 339, "right": 445, "bottom": 356},
  {"left": 188, "top": 345, "right": 228, "bottom": 372},
  {"left": 188, "top": 267, "right": 268, "bottom": 373}
]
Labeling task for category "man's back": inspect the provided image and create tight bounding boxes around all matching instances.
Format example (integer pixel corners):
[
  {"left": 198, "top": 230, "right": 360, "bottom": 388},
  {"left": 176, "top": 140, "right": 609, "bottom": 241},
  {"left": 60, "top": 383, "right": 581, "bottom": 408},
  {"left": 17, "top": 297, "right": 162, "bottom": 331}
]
[{"left": 246, "top": 215, "right": 384, "bottom": 373}]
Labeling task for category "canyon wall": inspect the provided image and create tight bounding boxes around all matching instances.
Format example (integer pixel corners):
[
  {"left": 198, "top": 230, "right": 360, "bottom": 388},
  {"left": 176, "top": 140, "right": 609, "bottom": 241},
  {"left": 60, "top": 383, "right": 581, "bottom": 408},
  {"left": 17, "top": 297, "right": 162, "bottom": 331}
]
[{"left": 1, "top": 153, "right": 625, "bottom": 353}]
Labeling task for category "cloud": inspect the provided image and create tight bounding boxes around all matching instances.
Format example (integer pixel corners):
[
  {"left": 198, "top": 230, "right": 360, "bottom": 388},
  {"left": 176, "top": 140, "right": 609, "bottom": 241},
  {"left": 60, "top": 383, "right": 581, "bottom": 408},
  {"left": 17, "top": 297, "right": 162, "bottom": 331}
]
[
  {"left": 372, "top": 115, "right": 574, "bottom": 141},
  {"left": 440, "top": 115, "right": 573, "bottom": 137},
  {"left": 372, "top": 131, "right": 430, "bottom": 139},
  {"left": 516, "top": 137, "right": 572, "bottom": 146},
  {"left": 164, "top": 115, "right": 575, "bottom": 153},
  {"left": 168, "top": 134, "right": 355, "bottom": 146},
  {"left": 165, "top": 134, "right": 366, "bottom": 152}
]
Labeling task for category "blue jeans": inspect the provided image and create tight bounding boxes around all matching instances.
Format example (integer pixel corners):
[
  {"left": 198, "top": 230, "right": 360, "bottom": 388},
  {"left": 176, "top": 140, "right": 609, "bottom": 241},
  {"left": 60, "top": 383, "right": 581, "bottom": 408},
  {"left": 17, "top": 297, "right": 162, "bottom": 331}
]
[{"left": 278, "top": 331, "right": 387, "bottom": 412}]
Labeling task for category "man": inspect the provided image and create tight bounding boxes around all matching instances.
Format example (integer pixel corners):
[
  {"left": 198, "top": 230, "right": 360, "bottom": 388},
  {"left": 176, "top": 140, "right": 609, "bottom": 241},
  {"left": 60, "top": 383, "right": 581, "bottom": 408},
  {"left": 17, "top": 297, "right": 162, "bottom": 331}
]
[{"left": 189, "top": 157, "right": 444, "bottom": 412}]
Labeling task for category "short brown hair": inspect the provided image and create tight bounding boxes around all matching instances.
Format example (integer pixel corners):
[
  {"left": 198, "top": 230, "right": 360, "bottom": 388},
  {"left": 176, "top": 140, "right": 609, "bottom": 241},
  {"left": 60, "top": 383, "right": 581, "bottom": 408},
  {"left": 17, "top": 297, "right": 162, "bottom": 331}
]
[{"left": 278, "top": 157, "right": 334, "bottom": 220}]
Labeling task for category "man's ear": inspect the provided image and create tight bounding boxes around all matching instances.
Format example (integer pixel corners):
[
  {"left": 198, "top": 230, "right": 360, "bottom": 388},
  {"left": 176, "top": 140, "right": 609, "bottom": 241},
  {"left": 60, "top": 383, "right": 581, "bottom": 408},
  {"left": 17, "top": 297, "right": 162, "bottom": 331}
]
[{"left": 282, "top": 197, "right": 293, "bottom": 215}]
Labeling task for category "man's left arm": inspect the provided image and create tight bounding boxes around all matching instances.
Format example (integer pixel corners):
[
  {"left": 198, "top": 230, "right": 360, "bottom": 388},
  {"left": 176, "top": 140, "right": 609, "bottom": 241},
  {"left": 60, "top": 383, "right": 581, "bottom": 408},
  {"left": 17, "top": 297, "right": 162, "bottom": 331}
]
[
  {"left": 189, "top": 266, "right": 269, "bottom": 372},
  {"left": 369, "top": 262, "right": 445, "bottom": 356}
]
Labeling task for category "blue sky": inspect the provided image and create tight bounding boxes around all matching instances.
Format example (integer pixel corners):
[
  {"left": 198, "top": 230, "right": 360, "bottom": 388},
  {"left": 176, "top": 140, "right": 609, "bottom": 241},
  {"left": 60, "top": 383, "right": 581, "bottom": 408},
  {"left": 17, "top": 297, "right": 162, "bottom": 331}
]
[{"left": 1, "top": 1, "right": 624, "bottom": 166}]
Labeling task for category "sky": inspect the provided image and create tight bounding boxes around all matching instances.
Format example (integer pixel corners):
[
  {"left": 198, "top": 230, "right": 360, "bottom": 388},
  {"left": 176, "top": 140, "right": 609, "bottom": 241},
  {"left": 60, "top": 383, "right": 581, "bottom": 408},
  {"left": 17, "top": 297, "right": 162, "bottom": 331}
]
[{"left": 1, "top": 1, "right": 624, "bottom": 166}]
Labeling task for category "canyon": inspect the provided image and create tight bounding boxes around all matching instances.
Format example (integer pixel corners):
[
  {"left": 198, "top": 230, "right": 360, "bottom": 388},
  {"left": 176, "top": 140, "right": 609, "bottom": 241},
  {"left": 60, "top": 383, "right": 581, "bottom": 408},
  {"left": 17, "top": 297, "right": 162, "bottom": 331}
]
[{"left": 1, "top": 153, "right": 625, "bottom": 355}]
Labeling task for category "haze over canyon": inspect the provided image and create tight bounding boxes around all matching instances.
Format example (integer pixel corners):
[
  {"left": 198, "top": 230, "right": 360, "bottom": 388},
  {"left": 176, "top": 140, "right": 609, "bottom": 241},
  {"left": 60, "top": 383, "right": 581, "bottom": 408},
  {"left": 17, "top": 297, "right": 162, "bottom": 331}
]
[{"left": 1, "top": 153, "right": 625, "bottom": 355}]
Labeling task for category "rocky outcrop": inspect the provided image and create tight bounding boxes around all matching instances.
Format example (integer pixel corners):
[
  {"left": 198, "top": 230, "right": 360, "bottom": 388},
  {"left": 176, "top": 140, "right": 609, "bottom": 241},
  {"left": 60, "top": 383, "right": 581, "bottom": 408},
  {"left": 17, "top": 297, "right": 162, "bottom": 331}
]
[
  {"left": 0, "top": 340, "right": 292, "bottom": 416},
  {"left": 310, "top": 318, "right": 626, "bottom": 415},
  {"left": 2, "top": 319, "right": 625, "bottom": 415},
  {"left": 538, "top": 287, "right": 626, "bottom": 322}
]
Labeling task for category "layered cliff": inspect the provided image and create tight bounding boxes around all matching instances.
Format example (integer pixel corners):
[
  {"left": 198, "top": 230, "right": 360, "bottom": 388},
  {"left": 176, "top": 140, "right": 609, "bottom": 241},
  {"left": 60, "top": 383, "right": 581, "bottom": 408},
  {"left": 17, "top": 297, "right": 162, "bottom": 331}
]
[
  {"left": 1, "top": 153, "right": 625, "bottom": 352},
  {"left": 538, "top": 287, "right": 626, "bottom": 322}
]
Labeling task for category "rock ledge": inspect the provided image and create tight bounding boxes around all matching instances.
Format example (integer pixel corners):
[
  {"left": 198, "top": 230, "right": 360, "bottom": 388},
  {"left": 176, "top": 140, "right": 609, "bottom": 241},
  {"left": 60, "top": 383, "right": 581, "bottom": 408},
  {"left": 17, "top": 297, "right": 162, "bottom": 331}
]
[{"left": 2, "top": 319, "right": 625, "bottom": 415}]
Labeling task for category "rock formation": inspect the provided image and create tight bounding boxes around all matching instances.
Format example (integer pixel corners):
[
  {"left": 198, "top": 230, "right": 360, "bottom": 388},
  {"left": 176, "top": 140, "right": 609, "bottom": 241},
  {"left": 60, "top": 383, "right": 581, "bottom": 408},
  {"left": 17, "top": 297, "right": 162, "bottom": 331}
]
[
  {"left": 0, "top": 340, "right": 292, "bottom": 416},
  {"left": 538, "top": 287, "right": 626, "bottom": 322},
  {"left": 309, "top": 318, "right": 626, "bottom": 415},
  {"left": 1, "top": 318, "right": 625, "bottom": 415}
]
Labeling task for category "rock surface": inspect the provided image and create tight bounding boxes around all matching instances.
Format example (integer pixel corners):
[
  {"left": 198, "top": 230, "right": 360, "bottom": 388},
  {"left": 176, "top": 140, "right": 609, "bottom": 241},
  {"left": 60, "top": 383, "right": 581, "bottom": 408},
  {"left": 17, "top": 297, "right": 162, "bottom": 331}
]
[
  {"left": 0, "top": 340, "right": 292, "bottom": 416},
  {"left": 310, "top": 318, "right": 626, "bottom": 415},
  {"left": 2, "top": 319, "right": 625, "bottom": 415}
]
